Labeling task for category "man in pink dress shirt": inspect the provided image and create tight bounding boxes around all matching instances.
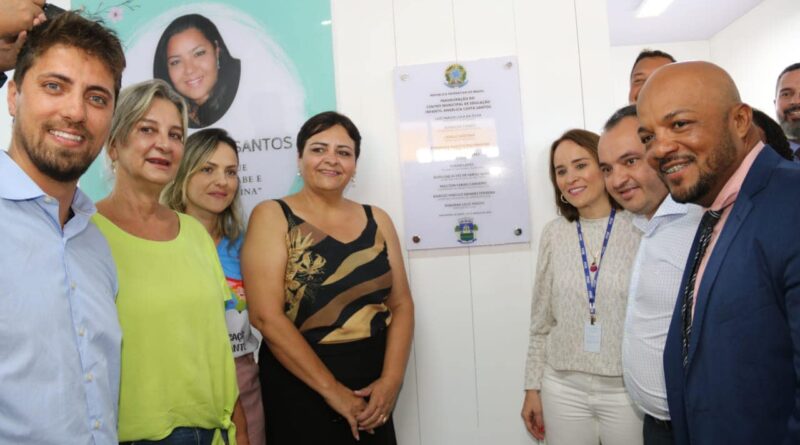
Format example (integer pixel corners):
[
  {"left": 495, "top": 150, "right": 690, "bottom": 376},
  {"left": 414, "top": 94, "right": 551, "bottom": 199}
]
[{"left": 637, "top": 61, "right": 800, "bottom": 445}]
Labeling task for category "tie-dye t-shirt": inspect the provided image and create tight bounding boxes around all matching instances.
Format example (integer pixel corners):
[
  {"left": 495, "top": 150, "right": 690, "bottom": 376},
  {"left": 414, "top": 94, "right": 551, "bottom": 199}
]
[{"left": 218, "top": 236, "right": 260, "bottom": 357}]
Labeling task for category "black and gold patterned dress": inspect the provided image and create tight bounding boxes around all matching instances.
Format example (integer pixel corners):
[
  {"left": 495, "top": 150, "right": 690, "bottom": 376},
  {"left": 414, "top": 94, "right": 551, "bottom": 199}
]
[{"left": 259, "top": 199, "right": 396, "bottom": 445}]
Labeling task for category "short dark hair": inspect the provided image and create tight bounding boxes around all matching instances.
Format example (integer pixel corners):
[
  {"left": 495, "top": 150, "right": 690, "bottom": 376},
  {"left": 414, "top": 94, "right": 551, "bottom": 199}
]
[
  {"left": 13, "top": 11, "right": 125, "bottom": 99},
  {"left": 296, "top": 111, "right": 362, "bottom": 159},
  {"left": 751, "top": 108, "right": 793, "bottom": 161},
  {"left": 775, "top": 63, "right": 800, "bottom": 93},
  {"left": 604, "top": 104, "right": 637, "bottom": 132},
  {"left": 630, "top": 49, "right": 676, "bottom": 77},
  {"left": 549, "top": 129, "right": 621, "bottom": 222}
]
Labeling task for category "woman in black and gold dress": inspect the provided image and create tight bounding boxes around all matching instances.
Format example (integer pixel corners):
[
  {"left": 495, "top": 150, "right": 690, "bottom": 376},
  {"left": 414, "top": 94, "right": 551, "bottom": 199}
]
[{"left": 242, "top": 111, "right": 415, "bottom": 445}]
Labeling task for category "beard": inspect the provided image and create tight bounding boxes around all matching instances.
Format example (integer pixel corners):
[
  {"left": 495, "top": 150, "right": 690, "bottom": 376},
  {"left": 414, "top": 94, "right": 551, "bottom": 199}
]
[
  {"left": 13, "top": 119, "right": 98, "bottom": 183},
  {"left": 780, "top": 105, "right": 800, "bottom": 141},
  {"left": 670, "top": 130, "right": 738, "bottom": 205},
  {"left": 780, "top": 119, "right": 800, "bottom": 142}
]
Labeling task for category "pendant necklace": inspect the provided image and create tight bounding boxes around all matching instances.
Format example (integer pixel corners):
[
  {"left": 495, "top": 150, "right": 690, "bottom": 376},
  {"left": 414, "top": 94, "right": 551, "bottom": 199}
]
[
  {"left": 587, "top": 245, "right": 600, "bottom": 273},
  {"left": 582, "top": 218, "right": 607, "bottom": 273},
  {"left": 585, "top": 238, "right": 601, "bottom": 273}
]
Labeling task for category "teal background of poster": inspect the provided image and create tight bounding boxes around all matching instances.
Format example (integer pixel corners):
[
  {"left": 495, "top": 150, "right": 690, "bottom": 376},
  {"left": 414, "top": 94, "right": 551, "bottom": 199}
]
[{"left": 73, "top": 0, "right": 334, "bottom": 200}]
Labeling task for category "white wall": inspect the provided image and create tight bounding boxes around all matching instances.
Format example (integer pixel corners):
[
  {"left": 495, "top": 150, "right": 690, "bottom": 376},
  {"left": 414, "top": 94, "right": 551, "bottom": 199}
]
[
  {"left": 331, "top": 0, "right": 614, "bottom": 443},
  {"left": 709, "top": 0, "right": 800, "bottom": 118},
  {"left": 608, "top": 0, "right": 800, "bottom": 119},
  {"left": 609, "top": 40, "right": 710, "bottom": 109}
]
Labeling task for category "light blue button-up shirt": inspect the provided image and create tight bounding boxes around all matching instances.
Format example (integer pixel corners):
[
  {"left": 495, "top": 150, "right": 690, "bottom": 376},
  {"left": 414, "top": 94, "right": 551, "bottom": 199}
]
[
  {"left": 0, "top": 152, "right": 121, "bottom": 444},
  {"left": 621, "top": 195, "right": 703, "bottom": 420}
]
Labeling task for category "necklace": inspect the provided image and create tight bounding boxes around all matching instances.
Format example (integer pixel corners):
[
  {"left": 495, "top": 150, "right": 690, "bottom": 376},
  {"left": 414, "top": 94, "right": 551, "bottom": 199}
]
[
  {"left": 584, "top": 239, "right": 601, "bottom": 272},
  {"left": 580, "top": 218, "right": 608, "bottom": 273}
]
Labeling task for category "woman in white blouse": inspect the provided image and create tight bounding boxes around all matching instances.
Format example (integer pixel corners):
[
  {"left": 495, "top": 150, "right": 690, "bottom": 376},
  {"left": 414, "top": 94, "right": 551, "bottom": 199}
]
[{"left": 521, "top": 129, "right": 642, "bottom": 445}]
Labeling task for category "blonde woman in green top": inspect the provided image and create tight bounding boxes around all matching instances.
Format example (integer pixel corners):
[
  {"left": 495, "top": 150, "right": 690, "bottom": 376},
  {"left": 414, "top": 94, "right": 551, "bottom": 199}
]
[{"left": 93, "top": 79, "right": 248, "bottom": 445}]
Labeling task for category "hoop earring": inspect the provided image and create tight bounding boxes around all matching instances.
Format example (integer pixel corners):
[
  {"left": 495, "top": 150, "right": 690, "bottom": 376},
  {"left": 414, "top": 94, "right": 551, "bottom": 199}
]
[
  {"left": 560, "top": 194, "right": 568, "bottom": 204},
  {"left": 217, "top": 58, "right": 221, "bottom": 70}
]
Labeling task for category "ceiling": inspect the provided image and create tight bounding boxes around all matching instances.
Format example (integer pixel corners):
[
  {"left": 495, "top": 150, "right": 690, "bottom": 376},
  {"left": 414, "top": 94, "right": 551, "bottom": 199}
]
[{"left": 607, "top": 0, "right": 764, "bottom": 46}]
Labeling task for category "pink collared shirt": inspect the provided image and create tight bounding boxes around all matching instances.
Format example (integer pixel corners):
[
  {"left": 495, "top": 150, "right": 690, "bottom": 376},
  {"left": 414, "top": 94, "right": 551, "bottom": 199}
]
[{"left": 692, "top": 142, "right": 765, "bottom": 312}]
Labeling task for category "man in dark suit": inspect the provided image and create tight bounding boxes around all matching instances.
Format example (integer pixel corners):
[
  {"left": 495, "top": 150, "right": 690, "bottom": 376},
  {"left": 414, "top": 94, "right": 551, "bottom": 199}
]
[
  {"left": 774, "top": 63, "right": 800, "bottom": 158},
  {"left": 636, "top": 61, "right": 800, "bottom": 445}
]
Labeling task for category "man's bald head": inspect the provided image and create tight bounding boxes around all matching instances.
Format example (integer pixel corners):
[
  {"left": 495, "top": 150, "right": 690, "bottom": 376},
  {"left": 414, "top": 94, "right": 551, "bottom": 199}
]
[
  {"left": 639, "top": 61, "right": 741, "bottom": 114},
  {"left": 636, "top": 62, "right": 753, "bottom": 208}
]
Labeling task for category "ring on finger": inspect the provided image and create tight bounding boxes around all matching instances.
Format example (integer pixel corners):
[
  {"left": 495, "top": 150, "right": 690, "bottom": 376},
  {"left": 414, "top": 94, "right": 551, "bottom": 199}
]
[{"left": 379, "top": 414, "right": 388, "bottom": 424}]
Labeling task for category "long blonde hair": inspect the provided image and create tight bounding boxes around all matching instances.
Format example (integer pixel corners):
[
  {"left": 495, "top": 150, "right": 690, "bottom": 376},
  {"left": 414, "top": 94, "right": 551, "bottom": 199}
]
[{"left": 162, "top": 128, "right": 244, "bottom": 241}]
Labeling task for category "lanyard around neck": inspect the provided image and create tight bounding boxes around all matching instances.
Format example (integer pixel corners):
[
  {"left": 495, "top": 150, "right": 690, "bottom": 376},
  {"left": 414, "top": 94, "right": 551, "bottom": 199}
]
[{"left": 576, "top": 207, "right": 616, "bottom": 324}]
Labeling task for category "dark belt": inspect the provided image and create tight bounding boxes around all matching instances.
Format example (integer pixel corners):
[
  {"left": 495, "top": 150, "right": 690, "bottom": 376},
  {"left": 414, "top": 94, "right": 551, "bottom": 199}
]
[{"left": 645, "top": 414, "right": 672, "bottom": 431}]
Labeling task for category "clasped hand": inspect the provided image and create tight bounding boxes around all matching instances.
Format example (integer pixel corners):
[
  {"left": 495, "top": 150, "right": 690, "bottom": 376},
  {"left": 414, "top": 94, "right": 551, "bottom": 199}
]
[{"left": 325, "top": 376, "right": 401, "bottom": 440}]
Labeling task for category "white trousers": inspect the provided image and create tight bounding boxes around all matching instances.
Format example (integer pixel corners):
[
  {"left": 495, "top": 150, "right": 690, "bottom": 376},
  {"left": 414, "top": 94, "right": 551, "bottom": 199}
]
[{"left": 539, "top": 366, "right": 643, "bottom": 445}]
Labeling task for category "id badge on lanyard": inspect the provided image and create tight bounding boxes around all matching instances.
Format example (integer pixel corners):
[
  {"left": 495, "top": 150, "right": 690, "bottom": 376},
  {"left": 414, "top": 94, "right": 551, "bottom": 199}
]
[{"left": 576, "top": 208, "right": 615, "bottom": 352}]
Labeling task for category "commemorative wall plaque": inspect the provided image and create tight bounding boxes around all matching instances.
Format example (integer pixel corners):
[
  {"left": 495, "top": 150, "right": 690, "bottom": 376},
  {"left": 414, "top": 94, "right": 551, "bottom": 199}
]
[{"left": 394, "top": 57, "right": 531, "bottom": 250}]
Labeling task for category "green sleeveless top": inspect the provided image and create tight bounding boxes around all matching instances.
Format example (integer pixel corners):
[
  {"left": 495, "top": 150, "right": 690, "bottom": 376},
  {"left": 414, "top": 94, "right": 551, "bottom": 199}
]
[
  {"left": 92, "top": 212, "right": 239, "bottom": 444},
  {"left": 277, "top": 199, "right": 393, "bottom": 345}
]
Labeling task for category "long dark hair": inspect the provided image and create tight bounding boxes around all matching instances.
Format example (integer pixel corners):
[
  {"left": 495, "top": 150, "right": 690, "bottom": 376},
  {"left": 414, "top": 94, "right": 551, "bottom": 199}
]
[{"left": 153, "top": 14, "right": 240, "bottom": 128}]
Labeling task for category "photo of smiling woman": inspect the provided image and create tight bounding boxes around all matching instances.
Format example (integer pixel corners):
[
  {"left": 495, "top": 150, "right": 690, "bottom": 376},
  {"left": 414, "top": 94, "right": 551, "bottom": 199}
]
[
  {"left": 153, "top": 14, "right": 241, "bottom": 128},
  {"left": 520, "top": 129, "right": 642, "bottom": 445}
]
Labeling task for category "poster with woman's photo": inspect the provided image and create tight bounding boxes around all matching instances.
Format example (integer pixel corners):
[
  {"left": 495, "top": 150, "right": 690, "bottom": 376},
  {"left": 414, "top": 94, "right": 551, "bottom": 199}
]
[{"left": 75, "top": 0, "right": 336, "bottom": 215}]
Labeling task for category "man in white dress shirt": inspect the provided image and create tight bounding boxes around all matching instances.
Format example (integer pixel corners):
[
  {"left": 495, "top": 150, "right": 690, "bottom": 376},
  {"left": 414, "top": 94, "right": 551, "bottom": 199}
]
[{"left": 598, "top": 104, "right": 703, "bottom": 445}]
